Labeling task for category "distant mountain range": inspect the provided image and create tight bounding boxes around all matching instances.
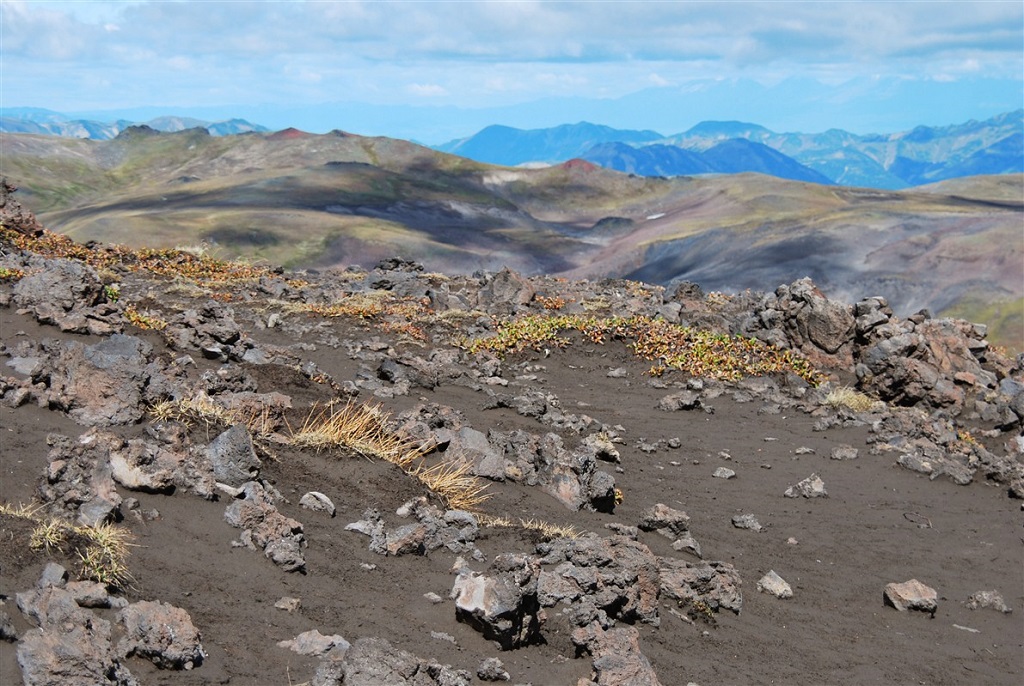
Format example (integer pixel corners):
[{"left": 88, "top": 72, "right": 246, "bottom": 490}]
[
  {"left": 0, "top": 107, "right": 267, "bottom": 139},
  {"left": 3, "top": 106, "right": 1020, "bottom": 189},
  {"left": 435, "top": 111, "right": 1024, "bottom": 189},
  {"left": 3, "top": 125, "right": 1020, "bottom": 348}
]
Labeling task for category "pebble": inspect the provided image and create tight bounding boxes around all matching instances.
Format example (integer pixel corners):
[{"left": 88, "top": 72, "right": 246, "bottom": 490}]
[{"left": 274, "top": 596, "right": 302, "bottom": 612}]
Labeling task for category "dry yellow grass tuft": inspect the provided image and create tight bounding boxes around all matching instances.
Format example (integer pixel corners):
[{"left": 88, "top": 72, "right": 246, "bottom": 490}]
[
  {"left": 291, "top": 400, "right": 424, "bottom": 467},
  {"left": 0, "top": 502, "right": 136, "bottom": 589},
  {"left": 412, "top": 459, "right": 491, "bottom": 511},
  {"left": 150, "top": 394, "right": 277, "bottom": 438},
  {"left": 823, "top": 386, "right": 878, "bottom": 413},
  {"left": 291, "top": 400, "right": 491, "bottom": 511},
  {"left": 476, "top": 513, "right": 581, "bottom": 541}
]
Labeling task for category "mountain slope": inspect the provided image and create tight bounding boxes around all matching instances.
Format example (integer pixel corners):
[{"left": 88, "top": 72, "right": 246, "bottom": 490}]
[
  {"left": 3, "top": 129, "right": 1021, "bottom": 348},
  {"left": 580, "top": 139, "right": 832, "bottom": 185},
  {"left": 440, "top": 111, "right": 1023, "bottom": 189},
  {"left": 700, "top": 139, "right": 833, "bottom": 184},
  {"left": 436, "top": 122, "right": 663, "bottom": 166},
  {"left": 581, "top": 142, "right": 715, "bottom": 177},
  {"left": 0, "top": 110, "right": 268, "bottom": 140}
]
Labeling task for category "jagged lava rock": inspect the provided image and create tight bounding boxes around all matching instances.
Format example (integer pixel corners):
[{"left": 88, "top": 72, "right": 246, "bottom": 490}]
[{"left": 451, "top": 553, "right": 543, "bottom": 650}]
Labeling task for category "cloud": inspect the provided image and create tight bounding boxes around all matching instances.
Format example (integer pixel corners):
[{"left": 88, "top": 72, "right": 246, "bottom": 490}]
[
  {"left": 2, "top": 0, "right": 1020, "bottom": 112},
  {"left": 407, "top": 83, "right": 449, "bottom": 97}
]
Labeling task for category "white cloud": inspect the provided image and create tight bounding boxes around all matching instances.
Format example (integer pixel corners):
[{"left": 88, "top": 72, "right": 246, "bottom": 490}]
[
  {"left": 647, "top": 73, "right": 672, "bottom": 87},
  {"left": 2, "top": 0, "right": 1020, "bottom": 112},
  {"left": 407, "top": 83, "right": 449, "bottom": 98}
]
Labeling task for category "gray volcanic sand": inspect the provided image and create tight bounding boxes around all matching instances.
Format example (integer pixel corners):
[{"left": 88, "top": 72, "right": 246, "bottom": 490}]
[{"left": 1, "top": 304, "right": 1022, "bottom": 686}]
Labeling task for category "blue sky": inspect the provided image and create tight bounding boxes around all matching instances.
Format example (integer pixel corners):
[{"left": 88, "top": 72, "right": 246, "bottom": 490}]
[{"left": 2, "top": 1, "right": 1022, "bottom": 141}]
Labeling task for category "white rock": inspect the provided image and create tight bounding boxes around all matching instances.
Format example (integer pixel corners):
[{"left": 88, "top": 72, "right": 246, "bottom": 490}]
[
  {"left": 299, "top": 491, "right": 336, "bottom": 517},
  {"left": 757, "top": 570, "right": 793, "bottom": 599},
  {"left": 784, "top": 473, "right": 828, "bottom": 498},
  {"left": 884, "top": 579, "right": 938, "bottom": 614}
]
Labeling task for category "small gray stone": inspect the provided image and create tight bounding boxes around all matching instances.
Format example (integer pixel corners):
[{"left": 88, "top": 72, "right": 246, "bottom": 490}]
[
  {"left": 784, "top": 473, "right": 828, "bottom": 498},
  {"left": 37, "top": 562, "right": 68, "bottom": 589},
  {"left": 671, "top": 532, "right": 703, "bottom": 558},
  {"left": 278, "top": 629, "right": 350, "bottom": 657},
  {"left": 658, "top": 390, "right": 702, "bottom": 411},
  {"left": 65, "top": 580, "right": 112, "bottom": 608},
  {"left": 431, "top": 630, "right": 457, "bottom": 644},
  {"left": 967, "top": 590, "right": 1012, "bottom": 613},
  {"left": 205, "top": 424, "right": 261, "bottom": 487},
  {"left": 731, "top": 514, "right": 763, "bottom": 532},
  {"left": 638, "top": 503, "right": 690, "bottom": 538},
  {"left": 275, "top": 597, "right": 301, "bottom": 612},
  {"left": 0, "top": 610, "right": 16, "bottom": 642},
  {"left": 300, "top": 491, "right": 337, "bottom": 517},
  {"left": 757, "top": 570, "right": 793, "bottom": 599},
  {"left": 477, "top": 656, "right": 511, "bottom": 681},
  {"left": 830, "top": 445, "right": 859, "bottom": 460},
  {"left": 897, "top": 453, "right": 934, "bottom": 475},
  {"left": 713, "top": 467, "right": 736, "bottom": 479}
]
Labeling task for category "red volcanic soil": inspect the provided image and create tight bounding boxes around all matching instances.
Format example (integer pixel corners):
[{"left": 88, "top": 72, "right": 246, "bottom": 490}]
[
  {"left": 267, "top": 127, "right": 312, "bottom": 141},
  {"left": 561, "top": 158, "right": 600, "bottom": 172}
]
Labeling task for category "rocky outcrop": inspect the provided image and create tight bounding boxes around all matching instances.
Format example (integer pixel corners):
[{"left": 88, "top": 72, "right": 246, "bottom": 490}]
[
  {"left": 0, "top": 177, "right": 44, "bottom": 236},
  {"left": 573, "top": 624, "right": 664, "bottom": 686},
  {"left": 312, "top": 636, "right": 472, "bottom": 686},
  {"left": 748, "top": 277, "right": 856, "bottom": 367},
  {"left": 489, "top": 430, "right": 618, "bottom": 512},
  {"left": 224, "top": 481, "right": 306, "bottom": 572},
  {"left": 536, "top": 534, "right": 661, "bottom": 628},
  {"left": 451, "top": 553, "right": 544, "bottom": 650},
  {"left": 13, "top": 577, "right": 200, "bottom": 679},
  {"left": 117, "top": 600, "right": 205, "bottom": 669},
  {"left": 11, "top": 258, "right": 122, "bottom": 336}
]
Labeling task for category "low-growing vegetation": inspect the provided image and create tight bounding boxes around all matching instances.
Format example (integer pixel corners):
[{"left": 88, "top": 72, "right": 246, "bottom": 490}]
[
  {"left": 0, "top": 502, "right": 135, "bottom": 589},
  {"left": 466, "top": 313, "right": 826, "bottom": 385},
  {"left": 291, "top": 400, "right": 490, "bottom": 511},
  {"left": 1, "top": 226, "right": 271, "bottom": 282},
  {"left": 290, "top": 293, "right": 430, "bottom": 341},
  {"left": 823, "top": 385, "right": 878, "bottom": 412},
  {"left": 150, "top": 395, "right": 278, "bottom": 439},
  {"left": 476, "top": 513, "right": 581, "bottom": 541},
  {"left": 124, "top": 304, "right": 169, "bottom": 331},
  {"left": 0, "top": 265, "right": 26, "bottom": 281}
]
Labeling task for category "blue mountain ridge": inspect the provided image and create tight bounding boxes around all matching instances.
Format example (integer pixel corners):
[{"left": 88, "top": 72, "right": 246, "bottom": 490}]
[{"left": 433, "top": 110, "right": 1023, "bottom": 189}]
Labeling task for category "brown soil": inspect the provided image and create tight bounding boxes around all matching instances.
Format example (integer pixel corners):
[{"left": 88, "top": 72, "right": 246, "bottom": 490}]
[{"left": 1, "top": 301, "right": 1022, "bottom": 686}]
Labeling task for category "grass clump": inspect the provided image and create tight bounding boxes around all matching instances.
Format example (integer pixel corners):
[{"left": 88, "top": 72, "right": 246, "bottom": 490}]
[
  {"left": 290, "top": 293, "right": 430, "bottom": 341},
  {"left": 150, "top": 394, "right": 278, "bottom": 438},
  {"left": 291, "top": 400, "right": 490, "bottom": 511},
  {"left": 0, "top": 502, "right": 135, "bottom": 590},
  {"left": 124, "top": 304, "right": 169, "bottom": 331},
  {"left": 467, "top": 313, "right": 826, "bottom": 385},
  {"left": 823, "top": 386, "right": 878, "bottom": 412},
  {"left": 476, "top": 513, "right": 581, "bottom": 541}
]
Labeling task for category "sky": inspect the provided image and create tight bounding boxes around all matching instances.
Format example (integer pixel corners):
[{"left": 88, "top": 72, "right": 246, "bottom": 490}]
[{"left": 2, "top": 0, "right": 1022, "bottom": 142}]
